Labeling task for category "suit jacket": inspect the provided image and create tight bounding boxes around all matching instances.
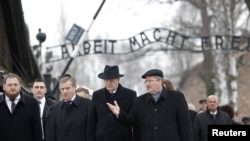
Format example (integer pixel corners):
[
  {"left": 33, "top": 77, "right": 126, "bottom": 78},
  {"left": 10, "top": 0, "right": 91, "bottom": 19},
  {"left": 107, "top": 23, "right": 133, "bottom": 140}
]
[
  {"left": 0, "top": 93, "right": 43, "bottom": 141},
  {"left": 119, "top": 88, "right": 193, "bottom": 141},
  {"left": 46, "top": 95, "right": 94, "bottom": 141},
  {"left": 92, "top": 84, "right": 137, "bottom": 141}
]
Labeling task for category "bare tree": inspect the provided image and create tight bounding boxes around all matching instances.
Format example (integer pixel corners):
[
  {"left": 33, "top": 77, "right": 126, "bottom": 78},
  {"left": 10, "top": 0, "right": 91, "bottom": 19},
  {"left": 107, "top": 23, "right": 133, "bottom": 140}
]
[
  {"left": 146, "top": 0, "right": 250, "bottom": 111},
  {"left": 245, "top": 0, "right": 250, "bottom": 11}
]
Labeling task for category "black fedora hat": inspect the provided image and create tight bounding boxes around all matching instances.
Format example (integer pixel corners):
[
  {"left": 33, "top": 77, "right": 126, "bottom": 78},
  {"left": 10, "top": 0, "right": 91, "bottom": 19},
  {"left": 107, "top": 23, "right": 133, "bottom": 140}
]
[{"left": 98, "top": 65, "right": 124, "bottom": 80}]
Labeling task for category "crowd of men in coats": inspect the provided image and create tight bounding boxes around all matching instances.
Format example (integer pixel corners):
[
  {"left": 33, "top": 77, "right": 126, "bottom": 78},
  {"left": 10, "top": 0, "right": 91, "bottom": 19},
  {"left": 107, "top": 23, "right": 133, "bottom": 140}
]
[{"left": 0, "top": 65, "right": 249, "bottom": 141}]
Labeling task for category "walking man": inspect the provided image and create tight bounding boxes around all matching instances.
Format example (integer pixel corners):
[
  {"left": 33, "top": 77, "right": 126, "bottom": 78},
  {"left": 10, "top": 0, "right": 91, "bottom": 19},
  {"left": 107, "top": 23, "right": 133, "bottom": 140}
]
[
  {"left": 92, "top": 65, "right": 137, "bottom": 141},
  {"left": 31, "top": 79, "right": 55, "bottom": 141},
  {"left": 0, "top": 73, "right": 43, "bottom": 141},
  {"left": 46, "top": 74, "right": 94, "bottom": 141},
  {"left": 107, "top": 69, "right": 193, "bottom": 141}
]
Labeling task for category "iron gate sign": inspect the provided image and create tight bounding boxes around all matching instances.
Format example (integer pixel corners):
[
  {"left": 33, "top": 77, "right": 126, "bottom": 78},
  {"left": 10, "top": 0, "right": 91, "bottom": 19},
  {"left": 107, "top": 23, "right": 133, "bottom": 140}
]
[{"left": 46, "top": 27, "right": 250, "bottom": 63}]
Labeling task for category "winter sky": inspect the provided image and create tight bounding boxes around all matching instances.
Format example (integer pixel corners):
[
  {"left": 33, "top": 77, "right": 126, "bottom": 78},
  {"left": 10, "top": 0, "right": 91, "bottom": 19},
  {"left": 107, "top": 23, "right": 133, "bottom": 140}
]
[
  {"left": 21, "top": 0, "right": 178, "bottom": 47},
  {"left": 21, "top": 0, "right": 182, "bottom": 93}
]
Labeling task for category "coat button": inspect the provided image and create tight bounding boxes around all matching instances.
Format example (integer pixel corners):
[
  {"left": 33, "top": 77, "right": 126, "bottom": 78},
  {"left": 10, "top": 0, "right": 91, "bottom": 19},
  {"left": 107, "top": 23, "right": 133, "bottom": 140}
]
[
  {"left": 154, "top": 108, "right": 158, "bottom": 112},
  {"left": 154, "top": 126, "right": 158, "bottom": 130}
]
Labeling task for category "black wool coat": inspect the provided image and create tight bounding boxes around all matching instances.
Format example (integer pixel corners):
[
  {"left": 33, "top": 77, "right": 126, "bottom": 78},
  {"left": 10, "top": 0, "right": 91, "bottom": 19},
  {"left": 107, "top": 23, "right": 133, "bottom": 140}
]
[
  {"left": 119, "top": 87, "right": 193, "bottom": 141},
  {"left": 0, "top": 93, "right": 43, "bottom": 141},
  {"left": 92, "top": 84, "right": 137, "bottom": 141},
  {"left": 46, "top": 95, "right": 94, "bottom": 141},
  {"left": 193, "top": 109, "right": 232, "bottom": 141},
  {"left": 42, "top": 97, "right": 55, "bottom": 141}
]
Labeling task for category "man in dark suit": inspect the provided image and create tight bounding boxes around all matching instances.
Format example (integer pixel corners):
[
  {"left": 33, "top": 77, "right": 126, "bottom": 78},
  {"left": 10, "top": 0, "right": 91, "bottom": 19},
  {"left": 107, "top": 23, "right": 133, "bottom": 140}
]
[
  {"left": 31, "top": 79, "right": 55, "bottom": 141},
  {"left": 107, "top": 69, "right": 193, "bottom": 141},
  {"left": 193, "top": 95, "right": 231, "bottom": 141},
  {"left": 92, "top": 65, "right": 137, "bottom": 141},
  {"left": 45, "top": 74, "right": 94, "bottom": 141},
  {"left": 0, "top": 73, "right": 43, "bottom": 141}
]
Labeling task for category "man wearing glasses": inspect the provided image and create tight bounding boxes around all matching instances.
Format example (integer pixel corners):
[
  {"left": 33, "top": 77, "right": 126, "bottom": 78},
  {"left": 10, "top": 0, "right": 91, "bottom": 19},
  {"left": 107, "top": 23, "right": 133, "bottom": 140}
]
[{"left": 107, "top": 69, "right": 193, "bottom": 141}]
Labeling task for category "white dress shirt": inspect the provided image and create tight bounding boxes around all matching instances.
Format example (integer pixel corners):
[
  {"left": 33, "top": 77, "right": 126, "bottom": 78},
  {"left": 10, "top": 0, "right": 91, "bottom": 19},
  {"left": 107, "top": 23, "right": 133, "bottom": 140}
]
[
  {"left": 6, "top": 94, "right": 20, "bottom": 113},
  {"left": 39, "top": 97, "right": 46, "bottom": 118}
]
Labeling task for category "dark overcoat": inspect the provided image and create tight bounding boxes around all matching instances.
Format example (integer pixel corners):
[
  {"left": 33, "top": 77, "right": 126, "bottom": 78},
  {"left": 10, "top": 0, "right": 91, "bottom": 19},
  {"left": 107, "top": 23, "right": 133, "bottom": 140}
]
[
  {"left": 43, "top": 97, "right": 55, "bottom": 119},
  {"left": 47, "top": 95, "right": 94, "bottom": 141},
  {"left": 0, "top": 93, "right": 43, "bottom": 141},
  {"left": 42, "top": 96, "right": 55, "bottom": 141},
  {"left": 119, "top": 87, "right": 193, "bottom": 141},
  {"left": 189, "top": 109, "right": 198, "bottom": 128},
  {"left": 92, "top": 84, "right": 137, "bottom": 141},
  {"left": 193, "top": 109, "right": 231, "bottom": 141}
]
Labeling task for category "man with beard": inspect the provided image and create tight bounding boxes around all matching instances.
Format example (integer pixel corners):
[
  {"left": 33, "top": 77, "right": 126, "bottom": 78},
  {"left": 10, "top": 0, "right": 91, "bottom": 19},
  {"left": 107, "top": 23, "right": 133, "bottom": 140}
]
[{"left": 0, "top": 73, "right": 43, "bottom": 141}]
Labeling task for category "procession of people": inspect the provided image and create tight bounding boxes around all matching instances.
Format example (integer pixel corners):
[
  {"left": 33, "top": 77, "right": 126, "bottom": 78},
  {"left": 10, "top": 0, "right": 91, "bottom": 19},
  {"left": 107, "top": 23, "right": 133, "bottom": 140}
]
[{"left": 0, "top": 65, "right": 249, "bottom": 141}]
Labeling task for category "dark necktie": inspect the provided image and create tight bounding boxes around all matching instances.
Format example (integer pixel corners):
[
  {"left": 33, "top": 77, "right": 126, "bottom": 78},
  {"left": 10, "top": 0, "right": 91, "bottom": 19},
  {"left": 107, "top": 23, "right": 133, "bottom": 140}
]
[
  {"left": 38, "top": 101, "right": 42, "bottom": 115},
  {"left": 38, "top": 101, "right": 44, "bottom": 139},
  {"left": 110, "top": 93, "right": 115, "bottom": 97},
  {"left": 108, "top": 93, "right": 115, "bottom": 104},
  {"left": 64, "top": 101, "right": 72, "bottom": 105},
  {"left": 60, "top": 101, "right": 72, "bottom": 121},
  {"left": 212, "top": 113, "right": 216, "bottom": 119},
  {"left": 10, "top": 99, "right": 16, "bottom": 113},
  {"left": 62, "top": 101, "right": 72, "bottom": 110}
]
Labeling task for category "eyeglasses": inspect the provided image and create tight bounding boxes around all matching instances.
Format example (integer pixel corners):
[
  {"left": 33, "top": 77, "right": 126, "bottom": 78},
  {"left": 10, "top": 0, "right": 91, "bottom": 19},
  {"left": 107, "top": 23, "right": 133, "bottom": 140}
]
[{"left": 144, "top": 79, "right": 158, "bottom": 84}]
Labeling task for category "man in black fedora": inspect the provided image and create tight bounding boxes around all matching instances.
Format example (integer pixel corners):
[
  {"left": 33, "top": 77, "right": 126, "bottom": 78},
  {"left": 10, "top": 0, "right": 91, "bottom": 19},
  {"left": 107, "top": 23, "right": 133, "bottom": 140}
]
[{"left": 91, "top": 65, "right": 137, "bottom": 141}]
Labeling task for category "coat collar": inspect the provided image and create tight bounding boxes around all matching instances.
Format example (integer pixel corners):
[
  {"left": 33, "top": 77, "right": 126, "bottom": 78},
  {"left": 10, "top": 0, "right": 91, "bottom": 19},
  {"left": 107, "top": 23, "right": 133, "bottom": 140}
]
[
  {"left": 0, "top": 93, "right": 27, "bottom": 105},
  {"left": 71, "top": 94, "right": 81, "bottom": 106},
  {"left": 104, "top": 84, "right": 124, "bottom": 97},
  {"left": 59, "top": 94, "right": 81, "bottom": 108},
  {"left": 145, "top": 87, "right": 168, "bottom": 103}
]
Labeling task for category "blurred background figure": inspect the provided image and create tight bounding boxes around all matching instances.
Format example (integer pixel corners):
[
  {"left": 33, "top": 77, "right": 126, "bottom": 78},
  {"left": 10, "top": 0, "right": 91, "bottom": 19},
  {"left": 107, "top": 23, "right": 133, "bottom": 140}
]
[
  {"left": 188, "top": 103, "right": 196, "bottom": 111},
  {"left": 193, "top": 95, "right": 231, "bottom": 141},
  {"left": 188, "top": 102, "right": 197, "bottom": 128},
  {"left": 241, "top": 116, "right": 250, "bottom": 125},
  {"left": 76, "top": 87, "right": 91, "bottom": 99},
  {"left": 164, "top": 79, "right": 197, "bottom": 128},
  {"left": 197, "top": 99, "right": 207, "bottom": 113},
  {"left": 220, "top": 104, "right": 241, "bottom": 125},
  {"left": 163, "top": 79, "right": 175, "bottom": 90}
]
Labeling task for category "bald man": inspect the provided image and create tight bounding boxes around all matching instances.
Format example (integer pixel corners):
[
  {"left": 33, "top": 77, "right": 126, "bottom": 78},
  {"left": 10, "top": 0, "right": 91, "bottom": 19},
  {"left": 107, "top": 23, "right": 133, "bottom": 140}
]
[{"left": 193, "top": 95, "right": 231, "bottom": 141}]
